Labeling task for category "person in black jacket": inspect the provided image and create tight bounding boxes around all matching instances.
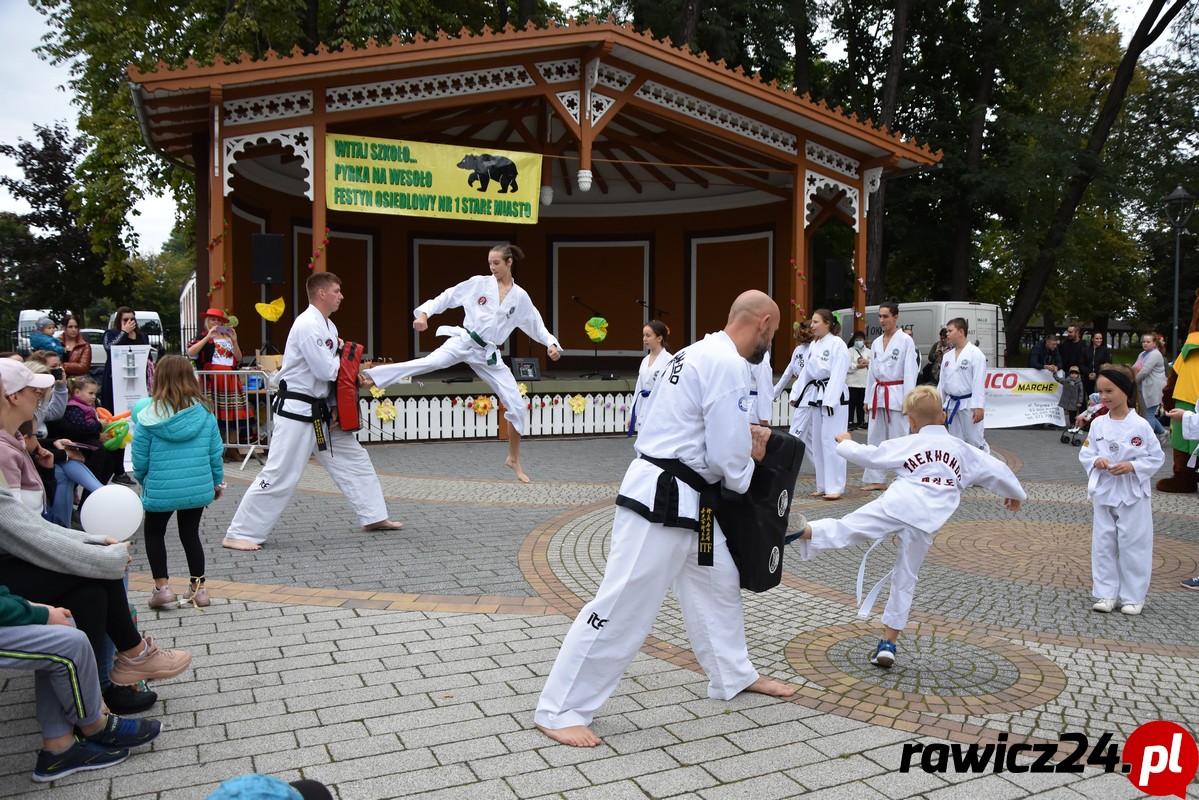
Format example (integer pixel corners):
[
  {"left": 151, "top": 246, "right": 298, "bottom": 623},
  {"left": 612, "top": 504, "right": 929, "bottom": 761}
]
[
  {"left": 1084, "top": 331, "right": 1112, "bottom": 399},
  {"left": 1029, "top": 333, "right": 1062, "bottom": 377},
  {"left": 1058, "top": 324, "right": 1087, "bottom": 377}
]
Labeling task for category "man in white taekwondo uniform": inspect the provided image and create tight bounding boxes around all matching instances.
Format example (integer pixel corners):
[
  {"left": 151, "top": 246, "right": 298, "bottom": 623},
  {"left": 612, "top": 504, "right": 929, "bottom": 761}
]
[
  {"left": 937, "top": 316, "right": 989, "bottom": 451},
  {"left": 222, "top": 272, "right": 400, "bottom": 551},
  {"left": 362, "top": 244, "right": 560, "bottom": 483},
  {"left": 534, "top": 291, "right": 795, "bottom": 748},
  {"left": 863, "top": 301, "right": 918, "bottom": 490}
]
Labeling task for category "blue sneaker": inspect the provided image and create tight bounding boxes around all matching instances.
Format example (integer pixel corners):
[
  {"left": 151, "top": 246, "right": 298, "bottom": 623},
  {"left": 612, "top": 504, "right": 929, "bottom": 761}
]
[
  {"left": 870, "top": 639, "right": 897, "bottom": 668},
  {"left": 1182, "top": 577, "right": 1199, "bottom": 590},
  {"left": 83, "top": 714, "right": 161, "bottom": 748},
  {"left": 33, "top": 740, "right": 129, "bottom": 782}
]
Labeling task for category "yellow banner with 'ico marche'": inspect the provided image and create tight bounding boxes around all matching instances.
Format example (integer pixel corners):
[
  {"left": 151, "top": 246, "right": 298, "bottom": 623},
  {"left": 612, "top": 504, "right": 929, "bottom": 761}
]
[{"left": 325, "top": 135, "right": 541, "bottom": 224}]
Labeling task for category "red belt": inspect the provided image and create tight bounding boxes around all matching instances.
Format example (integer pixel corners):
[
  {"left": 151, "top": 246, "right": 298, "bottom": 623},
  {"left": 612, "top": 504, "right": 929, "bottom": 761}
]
[{"left": 871, "top": 379, "right": 904, "bottom": 422}]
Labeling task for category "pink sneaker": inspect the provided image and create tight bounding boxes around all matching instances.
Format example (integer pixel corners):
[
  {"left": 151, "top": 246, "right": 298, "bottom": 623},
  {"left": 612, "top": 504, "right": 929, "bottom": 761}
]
[{"left": 108, "top": 637, "right": 192, "bottom": 686}]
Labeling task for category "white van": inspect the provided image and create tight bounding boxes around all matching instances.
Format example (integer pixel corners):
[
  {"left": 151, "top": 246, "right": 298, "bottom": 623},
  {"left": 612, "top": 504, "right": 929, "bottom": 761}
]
[
  {"left": 834, "top": 301, "right": 1006, "bottom": 368},
  {"left": 106, "top": 310, "right": 164, "bottom": 349}
]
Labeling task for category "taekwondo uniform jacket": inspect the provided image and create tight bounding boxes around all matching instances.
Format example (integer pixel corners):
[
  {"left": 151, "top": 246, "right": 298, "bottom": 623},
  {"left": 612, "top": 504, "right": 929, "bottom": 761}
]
[
  {"left": 937, "top": 342, "right": 987, "bottom": 416},
  {"left": 278, "top": 304, "right": 339, "bottom": 415},
  {"left": 751, "top": 351, "right": 774, "bottom": 423},
  {"left": 867, "top": 329, "right": 918, "bottom": 414},
  {"left": 630, "top": 349, "right": 672, "bottom": 432},
  {"left": 417, "top": 275, "right": 559, "bottom": 362},
  {"left": 774, "top": 344, "right": 809, "bottom": 402},
  {"left": 1079, "top": 413, "right": 1164, "bottom": 505},
  {"left": 796, "top": 334, "right": 850, "bottom": 409},
  {"left": 835, "top": 425, "right": 1026, "bottom": 534},
  {"left": 620, "top": 332, "right": 756, "bottom": 525}
]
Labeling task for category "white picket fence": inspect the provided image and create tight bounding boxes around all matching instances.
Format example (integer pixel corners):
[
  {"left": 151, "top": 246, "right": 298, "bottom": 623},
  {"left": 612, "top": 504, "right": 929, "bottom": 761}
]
[{"left": 354, "top": 392, "right": 793, "bottom": 442}]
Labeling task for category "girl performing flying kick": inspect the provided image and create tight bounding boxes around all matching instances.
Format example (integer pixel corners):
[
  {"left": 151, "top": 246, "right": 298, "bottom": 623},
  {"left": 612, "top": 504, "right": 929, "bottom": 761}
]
[{"left": 362, "top": 244, "right": 560, "bottom": 482}]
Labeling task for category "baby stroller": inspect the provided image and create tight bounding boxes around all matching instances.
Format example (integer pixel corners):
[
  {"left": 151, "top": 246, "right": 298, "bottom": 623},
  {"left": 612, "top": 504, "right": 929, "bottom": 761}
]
[{"left": 1061, "top": 392, "right": 1107, "bottom": 446}]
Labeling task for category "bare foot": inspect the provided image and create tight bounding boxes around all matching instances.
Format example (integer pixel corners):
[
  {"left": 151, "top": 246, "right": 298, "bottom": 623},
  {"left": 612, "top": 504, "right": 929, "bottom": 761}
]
[
  {"left": 221, "top": 537, "right": 262, "bottom": 551},
  {"left": 861, "top": 483, "right": 886, "bottom": 492},
  {"left": 535, "top": 723, "right": 602, "bottom": 747},
  {"left": 809, "top": 490, "right": 825, "bottom": 497},
  {"left": 744, "top": 675, "right": 796, "bottom": 698},
  {"left": 505, "top": 456, "right": 531, "bottom": 483},
  {"left": 822, "top": 494, "right": 842, "bottom": 501},
  {"left": 363, "top": 520, "right": 404, "bottom": 531}
]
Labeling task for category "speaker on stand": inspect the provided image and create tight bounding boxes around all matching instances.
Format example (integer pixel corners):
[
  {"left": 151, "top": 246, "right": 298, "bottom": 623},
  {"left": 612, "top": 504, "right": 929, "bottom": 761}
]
[{"left": 251, "top": 234, "right": 285, "bottom": 354}]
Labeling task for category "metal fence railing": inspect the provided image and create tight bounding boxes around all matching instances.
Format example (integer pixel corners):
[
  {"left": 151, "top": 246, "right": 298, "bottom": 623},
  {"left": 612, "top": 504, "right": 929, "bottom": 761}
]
[{"left": 195, "top": 368, "right": 273, "bottom": 468}]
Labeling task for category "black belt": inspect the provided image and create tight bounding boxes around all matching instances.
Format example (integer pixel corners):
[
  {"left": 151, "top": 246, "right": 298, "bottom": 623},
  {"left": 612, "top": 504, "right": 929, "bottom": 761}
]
[
  {"left": 615, "top": 455, "right": 720, "bottom": 566},
  {"left": 802, "top": 378, "right": 849, "bottom": 407},
  {"left": 272, "top": 379, "right": 332, "bottom": 451}
]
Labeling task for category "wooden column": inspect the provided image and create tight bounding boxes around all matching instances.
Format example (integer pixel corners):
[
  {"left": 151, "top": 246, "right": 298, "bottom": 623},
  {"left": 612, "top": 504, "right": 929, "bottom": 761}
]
[
  {"left": 790, "top": 162, "right": 809, "bottom": 324},
  {"left": 311, "top": 115, "right": 328, "bottom": 272},
  {"left": 853, "top": 190, "right": 868, "bottom": 325},
  {"left": 207, "top": 89, "right": 228, "bottom": 309}
]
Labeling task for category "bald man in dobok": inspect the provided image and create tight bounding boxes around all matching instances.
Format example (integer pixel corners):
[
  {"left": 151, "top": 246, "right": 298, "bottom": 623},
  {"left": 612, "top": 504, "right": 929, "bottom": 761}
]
[{"left": 534, "top": 290, "right": 795, "bottom": 748}]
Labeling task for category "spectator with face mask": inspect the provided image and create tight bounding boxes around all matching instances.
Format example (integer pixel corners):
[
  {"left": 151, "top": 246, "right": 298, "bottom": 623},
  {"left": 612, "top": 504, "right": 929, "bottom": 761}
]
[{"left": 846, "top": 331, "right": 870, "bottom": 430}]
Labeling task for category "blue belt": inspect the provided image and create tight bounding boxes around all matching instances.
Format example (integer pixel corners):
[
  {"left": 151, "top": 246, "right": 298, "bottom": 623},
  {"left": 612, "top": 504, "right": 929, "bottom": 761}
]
[
  {"left": 945, "top": 392, "right": 972, "bottom": 425},
  {"left": 626, "top": 389, "right": 652, "bottom": 436}
]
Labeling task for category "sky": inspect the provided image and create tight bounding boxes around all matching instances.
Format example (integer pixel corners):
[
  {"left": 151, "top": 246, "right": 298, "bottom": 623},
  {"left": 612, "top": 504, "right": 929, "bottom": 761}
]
[{"left": 0, "top": 1, "right": 1165, "bottom": 257}]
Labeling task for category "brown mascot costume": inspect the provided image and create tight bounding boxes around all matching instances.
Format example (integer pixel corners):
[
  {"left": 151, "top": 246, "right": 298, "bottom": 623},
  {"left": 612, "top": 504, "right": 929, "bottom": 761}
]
[{"left": 1157, "top": 287, "right": 1199, "bottom": 492}]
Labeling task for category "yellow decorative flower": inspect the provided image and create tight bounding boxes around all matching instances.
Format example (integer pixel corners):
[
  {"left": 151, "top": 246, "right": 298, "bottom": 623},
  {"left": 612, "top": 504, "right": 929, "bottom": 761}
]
[
  {"left": 369, "top": 385, "right": 386, "bottom": 398},
  {"left": 569, "top": 394, "right": 587, "bottom": 414},
  {"left": 518, "top": 382, "right": 528, "bottom": 397},
  {"left": 474, "top": 395, "right": 493, "bottom": 416},
  {"left": 375, "top": 399, "right": 396, "bottom": 421}
]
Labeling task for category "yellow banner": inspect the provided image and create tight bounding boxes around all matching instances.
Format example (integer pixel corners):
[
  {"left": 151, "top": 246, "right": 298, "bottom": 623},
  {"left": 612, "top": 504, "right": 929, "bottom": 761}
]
[{"left": 325, "top": 135, "right": 541, "bottom": 224}]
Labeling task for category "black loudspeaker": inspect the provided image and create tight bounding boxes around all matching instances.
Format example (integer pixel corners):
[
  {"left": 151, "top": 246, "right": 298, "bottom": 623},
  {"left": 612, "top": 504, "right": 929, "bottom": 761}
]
[{"left": 251, "top": 234, "right": 285, "bottom": 284}]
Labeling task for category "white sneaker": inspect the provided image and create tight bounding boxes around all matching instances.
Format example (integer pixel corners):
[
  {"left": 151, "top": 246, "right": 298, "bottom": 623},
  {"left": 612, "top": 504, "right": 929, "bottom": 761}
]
[
  {"left": 1092, "top": 598, "right": 1118, "bottom": 613},
  {"left": 1119, "top": 603, "right": 1143, "bottom": 616}
]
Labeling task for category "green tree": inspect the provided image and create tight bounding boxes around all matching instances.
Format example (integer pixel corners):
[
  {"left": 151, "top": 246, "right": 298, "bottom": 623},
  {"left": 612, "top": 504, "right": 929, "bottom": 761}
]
[{"left": 0, "top": 122, "right": 122, "bottom": 325}]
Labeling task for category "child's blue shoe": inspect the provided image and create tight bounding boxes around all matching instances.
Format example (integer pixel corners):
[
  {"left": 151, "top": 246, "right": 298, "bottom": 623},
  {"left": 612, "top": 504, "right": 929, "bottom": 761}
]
[
  {"left": 870, "top": 639, "right": 896, "bottom": 668},
  {"left": 1181, "top": 577, "right": 1199, "bottom": 590}
]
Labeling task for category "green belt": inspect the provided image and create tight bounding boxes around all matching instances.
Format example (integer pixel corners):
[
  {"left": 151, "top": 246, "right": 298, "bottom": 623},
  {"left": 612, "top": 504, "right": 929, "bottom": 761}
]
[{"left": 467, "top": 329, "right": 498, "bottom": 366}]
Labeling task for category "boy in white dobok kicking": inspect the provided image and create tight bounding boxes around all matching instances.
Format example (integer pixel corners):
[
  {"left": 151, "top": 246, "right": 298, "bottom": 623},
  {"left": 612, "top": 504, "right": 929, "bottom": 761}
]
[{"left": 790, "top": 386, "right": 1025, "bottom": 667}]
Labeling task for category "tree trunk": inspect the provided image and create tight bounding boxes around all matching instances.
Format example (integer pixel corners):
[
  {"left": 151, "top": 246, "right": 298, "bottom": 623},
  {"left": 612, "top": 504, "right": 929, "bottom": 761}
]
[
  {"left": 866, "top": 0, "right": 907, "bottom": 304},
  {"left": 950, "top": 1, "right": 1000, "bottom": 300},
  {"left": 301, "top": 0, "right": 319, "bottom": 54},
  {"left": 1005, "top": 0, "right": 1191, "bottom": 361},
  {"left": 517, "top": 0, "right": 536, "bottom": 26},
  {"left": 674, "top": 0, "right": 700, "bottom": 48},
  {"left": 792, "top": 0, "right": 813, "bottom": 96}
]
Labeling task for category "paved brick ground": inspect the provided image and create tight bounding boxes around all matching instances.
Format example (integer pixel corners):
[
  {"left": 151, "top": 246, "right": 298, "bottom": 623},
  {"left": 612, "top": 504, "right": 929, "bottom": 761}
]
[{"left": 1, "top": 428, "right": 1196, "bottom": 799}]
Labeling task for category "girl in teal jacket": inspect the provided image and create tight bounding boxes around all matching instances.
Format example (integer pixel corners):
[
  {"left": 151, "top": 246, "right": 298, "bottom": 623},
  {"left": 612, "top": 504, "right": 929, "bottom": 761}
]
[{"left": 131, "top": 356, "right": 225, "bottom": 609}]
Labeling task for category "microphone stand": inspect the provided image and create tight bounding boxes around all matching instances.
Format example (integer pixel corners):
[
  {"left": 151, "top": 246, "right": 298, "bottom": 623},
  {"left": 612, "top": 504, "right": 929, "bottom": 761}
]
[
  {"left": 573, "top": 296, "right": 617, "bottom": 380},
  {"left": 636, "top": 299, "right": 671, "bottom": 320}
]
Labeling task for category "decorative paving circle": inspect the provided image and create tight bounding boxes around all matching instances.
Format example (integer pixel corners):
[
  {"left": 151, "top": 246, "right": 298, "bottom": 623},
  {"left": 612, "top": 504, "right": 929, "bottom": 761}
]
[
  {"left": 786, "top": 622, "right": 1066, "bottom": 716},
  {"left": 925, "top": 519, "right": 1199, "bottom": 592}
]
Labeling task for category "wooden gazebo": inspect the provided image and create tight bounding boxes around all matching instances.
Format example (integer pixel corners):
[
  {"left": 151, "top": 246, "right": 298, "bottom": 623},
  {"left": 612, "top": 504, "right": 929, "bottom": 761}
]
[{"left": 129, "top": 19, "right": 940, "bottom": 368}]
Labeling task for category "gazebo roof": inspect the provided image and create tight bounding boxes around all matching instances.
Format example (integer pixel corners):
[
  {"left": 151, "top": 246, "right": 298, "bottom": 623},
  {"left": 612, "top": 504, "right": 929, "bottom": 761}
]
[{"left": 129, "top": 19, "right": 941, "bottom": 215}]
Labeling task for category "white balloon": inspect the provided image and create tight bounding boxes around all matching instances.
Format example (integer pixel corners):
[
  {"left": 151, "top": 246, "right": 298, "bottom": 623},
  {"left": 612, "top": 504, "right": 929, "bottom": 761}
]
[{"left": 80, "top": 485, "right": 144, "bottom": 542}]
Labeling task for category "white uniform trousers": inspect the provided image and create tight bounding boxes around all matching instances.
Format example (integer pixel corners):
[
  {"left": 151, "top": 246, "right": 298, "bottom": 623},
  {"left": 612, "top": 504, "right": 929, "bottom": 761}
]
[
  {"left": 799, "top": 499, "right": 933, "bottom": 631},
  {"left": 368, "top": 337, "right": 527, "bottom": 435},
  {"left": 862, "top": 410, "right": 909, "bottom": 485},
  {"left": 225, "top": 416, "right": 389, "bottom": 545},
  {"left": 535, "top": 508, "right": 758, "bottom": 730},
  {"left": 789, "top": 405, "right": 812, "bottom": 445},
  {"left": 946, "top": 410, "right": 988, "bottom": 452},
  {"left": 810, "top": 405, "right": 849, "bottom": 494},
  {"left": 1091, "top": 498, "right": 1154, "bottom": 604}
]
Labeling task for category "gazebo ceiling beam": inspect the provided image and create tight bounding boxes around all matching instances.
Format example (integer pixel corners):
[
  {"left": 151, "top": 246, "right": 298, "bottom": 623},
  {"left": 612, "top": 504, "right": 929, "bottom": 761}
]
[
  {"left": 610, "top": 115, "right": 789, "bottom": 197},
  {"left": 599, "top": 130, "right": 712, "bottom": 189},
  {"left": 612, "top": 113, "right": 782, "bottom": 173},
  {"left": 592, "top": 144, "right": 644, "bottom": 193},
  {"left": 600, "top": 143, "right": 675, "bottom": 191}
]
